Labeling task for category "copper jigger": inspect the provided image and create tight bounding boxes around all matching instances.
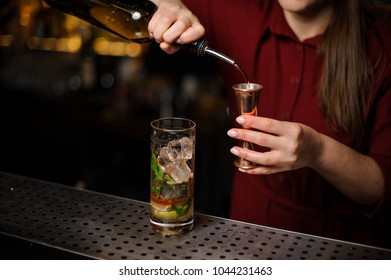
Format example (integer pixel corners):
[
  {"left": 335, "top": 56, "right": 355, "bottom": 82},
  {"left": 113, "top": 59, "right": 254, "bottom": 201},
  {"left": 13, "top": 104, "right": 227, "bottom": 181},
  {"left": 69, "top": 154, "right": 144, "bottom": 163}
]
[{"left": 233, "top": 83, "right": 263, "bottom": 169}]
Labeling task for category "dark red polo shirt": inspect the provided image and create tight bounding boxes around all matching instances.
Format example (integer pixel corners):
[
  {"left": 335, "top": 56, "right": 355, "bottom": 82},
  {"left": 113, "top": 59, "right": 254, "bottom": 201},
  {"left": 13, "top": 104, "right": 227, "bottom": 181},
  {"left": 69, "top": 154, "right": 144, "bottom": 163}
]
[{"left": 183, "top": 0, "right": 391, "bottom": 247}]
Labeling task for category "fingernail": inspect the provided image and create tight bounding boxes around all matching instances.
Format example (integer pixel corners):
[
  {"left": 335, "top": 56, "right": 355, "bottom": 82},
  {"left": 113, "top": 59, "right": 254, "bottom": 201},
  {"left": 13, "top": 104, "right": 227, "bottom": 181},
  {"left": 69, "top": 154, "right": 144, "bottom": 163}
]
[
  {"left": 230, "top": 148, "right": 240, "bottom": 156},
  {"left": 227, "top": 130, "right": 237, "bottom": 137},
  {"left": 236, "top": 116, "right": 245, "bottom": 124}
]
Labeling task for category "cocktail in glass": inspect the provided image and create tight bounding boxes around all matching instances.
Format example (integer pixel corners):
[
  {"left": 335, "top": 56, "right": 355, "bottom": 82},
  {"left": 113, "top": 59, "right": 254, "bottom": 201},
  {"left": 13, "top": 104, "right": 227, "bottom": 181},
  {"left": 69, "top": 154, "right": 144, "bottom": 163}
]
[
  {"left": 150, "top": 118, "right": 196, "bottom": 235},
  {"left": 233, "top": 83, "right": 262, "bottom": 169}
]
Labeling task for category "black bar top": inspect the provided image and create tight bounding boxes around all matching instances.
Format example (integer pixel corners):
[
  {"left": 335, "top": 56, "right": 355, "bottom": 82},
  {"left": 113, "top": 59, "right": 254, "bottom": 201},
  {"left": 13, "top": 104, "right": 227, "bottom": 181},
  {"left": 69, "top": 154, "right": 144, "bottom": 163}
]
[{"left": 1, "top": 172, "right": 390, "bottom": 260}]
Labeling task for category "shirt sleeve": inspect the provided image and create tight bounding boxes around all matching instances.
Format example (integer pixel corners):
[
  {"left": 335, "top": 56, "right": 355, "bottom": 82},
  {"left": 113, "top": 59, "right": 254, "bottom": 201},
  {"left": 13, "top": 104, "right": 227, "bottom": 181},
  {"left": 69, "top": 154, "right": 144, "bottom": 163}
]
[
  {"left": 368, "top": 82, "right": 391, "bottom": 215},
  {"left": 366, "top": 18, "right": 391, "bottom": 215}
]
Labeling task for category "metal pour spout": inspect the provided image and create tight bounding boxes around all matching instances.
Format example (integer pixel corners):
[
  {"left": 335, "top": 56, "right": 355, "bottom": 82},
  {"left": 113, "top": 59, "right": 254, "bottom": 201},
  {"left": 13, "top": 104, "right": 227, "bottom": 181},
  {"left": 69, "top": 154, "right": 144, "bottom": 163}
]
[
  {"left": 203, "top": 46, "right": 235, "bottom": 65},
  {"left": 179, "top": 38, "right": 248, "bottom": 83}
]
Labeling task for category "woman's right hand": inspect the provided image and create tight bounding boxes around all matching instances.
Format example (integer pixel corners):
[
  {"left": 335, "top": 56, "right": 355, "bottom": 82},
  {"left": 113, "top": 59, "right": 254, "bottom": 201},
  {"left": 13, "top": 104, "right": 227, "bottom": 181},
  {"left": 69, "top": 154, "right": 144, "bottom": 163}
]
[{"left": 148, "top": 0, "right": 205, "bottom": 54}]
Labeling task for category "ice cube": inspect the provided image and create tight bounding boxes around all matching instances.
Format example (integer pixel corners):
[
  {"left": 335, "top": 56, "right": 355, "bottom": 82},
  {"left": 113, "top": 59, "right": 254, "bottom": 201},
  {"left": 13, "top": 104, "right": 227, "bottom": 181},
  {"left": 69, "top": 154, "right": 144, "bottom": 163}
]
[
  {"left": 158, "top": 147, "right": 171, "bottom": 169},
  {"left": 161, "top": 184, "right": 189, "bottom": 199},
  {"left": 166, "top": 137, "right": 193, "bottom": 161},
  {"left": 179, "top": 137, "right": 193, "bottom": 159},
  {"left": 167, "top": 139, "right": 181, "bottom": 161},
  {"left": 165, "top": 159, "right": 191, "bottom": 183}
]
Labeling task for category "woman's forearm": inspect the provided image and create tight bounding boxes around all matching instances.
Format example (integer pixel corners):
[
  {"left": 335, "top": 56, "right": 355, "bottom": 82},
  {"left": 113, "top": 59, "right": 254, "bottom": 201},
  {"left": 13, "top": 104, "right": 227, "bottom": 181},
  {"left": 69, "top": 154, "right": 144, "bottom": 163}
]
[{"left": 312, "top": 134, "right": 384, "bottom": 206}]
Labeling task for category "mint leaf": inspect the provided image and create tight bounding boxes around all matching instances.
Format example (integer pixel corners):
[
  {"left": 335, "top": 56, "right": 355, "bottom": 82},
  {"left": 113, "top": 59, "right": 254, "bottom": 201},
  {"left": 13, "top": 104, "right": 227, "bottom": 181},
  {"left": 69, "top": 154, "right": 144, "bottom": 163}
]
[
  {"left": 151, "top": 154, "right": 163, "bottom": 181},
  {"left": 174, "top": 200, "right": 191, "bottom": 216}
]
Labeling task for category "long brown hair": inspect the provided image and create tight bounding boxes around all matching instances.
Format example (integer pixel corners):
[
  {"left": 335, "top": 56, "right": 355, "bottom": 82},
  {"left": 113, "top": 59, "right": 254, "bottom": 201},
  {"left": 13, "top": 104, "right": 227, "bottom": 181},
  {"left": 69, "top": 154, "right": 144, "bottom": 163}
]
[{"left": 318, "top": 0, "right": 377, "bottom": 147}]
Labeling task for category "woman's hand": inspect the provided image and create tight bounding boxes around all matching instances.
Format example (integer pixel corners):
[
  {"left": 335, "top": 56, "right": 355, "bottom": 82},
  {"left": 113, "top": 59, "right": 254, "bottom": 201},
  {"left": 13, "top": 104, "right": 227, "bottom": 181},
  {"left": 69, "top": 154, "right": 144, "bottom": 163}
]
[
  {"left": 227, "top": 115, "right": 384, "bottom": 205},
  {"left": 227, "top": 115, "right": 324, "bottom": 174},
  {"left": 148, "top": 0, "right": 205, "bottom": 54}
]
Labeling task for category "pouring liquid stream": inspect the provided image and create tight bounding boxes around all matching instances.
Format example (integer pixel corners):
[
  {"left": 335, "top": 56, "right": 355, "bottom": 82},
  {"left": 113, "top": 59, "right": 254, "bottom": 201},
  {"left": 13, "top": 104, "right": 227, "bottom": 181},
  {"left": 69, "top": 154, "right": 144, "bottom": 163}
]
[
  {"left": 234, "top": 63, "right": 249, "bottom": 85},
  {"left": 203, "top": 46, "right": 249, "bottom": 84}
]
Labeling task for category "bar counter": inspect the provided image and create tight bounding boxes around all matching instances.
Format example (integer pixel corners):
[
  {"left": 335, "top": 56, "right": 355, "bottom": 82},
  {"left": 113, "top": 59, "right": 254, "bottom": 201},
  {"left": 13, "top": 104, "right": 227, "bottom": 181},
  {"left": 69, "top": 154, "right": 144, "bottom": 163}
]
[{"left": 1, "top": 172, "right": 390, "bottom": 260}]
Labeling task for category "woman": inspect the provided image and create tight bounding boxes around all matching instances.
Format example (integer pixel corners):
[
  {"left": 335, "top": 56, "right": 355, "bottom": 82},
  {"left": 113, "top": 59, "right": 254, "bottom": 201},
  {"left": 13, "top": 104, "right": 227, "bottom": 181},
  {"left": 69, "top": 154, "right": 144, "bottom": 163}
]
[{"left": 148, "top": 0, "right": 391, "bottom": 248}]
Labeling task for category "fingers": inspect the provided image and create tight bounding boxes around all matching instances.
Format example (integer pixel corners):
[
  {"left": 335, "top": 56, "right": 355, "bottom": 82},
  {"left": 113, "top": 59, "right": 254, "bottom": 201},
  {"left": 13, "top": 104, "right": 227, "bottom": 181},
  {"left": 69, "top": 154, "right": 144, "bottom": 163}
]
[
  {"left": 226, "top": 115, "right": 294, "bottom": 174},
  {"left": 236, "top": 115, "right": 284, "bottom": 135},
  {"left": 148, "top": 12, "right": 176, "bottom": 43},
  {"left": 227, "top": 116, "right": 314, "bottom": 174},
  {"left": 148, "top": 2, "right": 205, "bottom": 53},
  {"left": 230, "top": 147, "right": 273, "bottom": 166},
  {"left": 161, "top": 17, "right": 205, "bottom": 44},
  {"left": 227, "top": 127, "right": 279, "bottom": 150},
  {"left": 158, "top": 42, "right": 181, "bottom": 54},
  {"left": 229, "top": 147, "right": 283, "bottom": 175}
]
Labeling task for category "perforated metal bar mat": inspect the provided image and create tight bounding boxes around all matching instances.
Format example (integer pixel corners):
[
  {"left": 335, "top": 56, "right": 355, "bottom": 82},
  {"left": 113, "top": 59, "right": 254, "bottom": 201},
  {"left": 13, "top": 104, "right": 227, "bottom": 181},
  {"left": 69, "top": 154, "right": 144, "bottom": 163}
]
[{"left": 1, "top": 172, "right": 390, "bottom": 260}]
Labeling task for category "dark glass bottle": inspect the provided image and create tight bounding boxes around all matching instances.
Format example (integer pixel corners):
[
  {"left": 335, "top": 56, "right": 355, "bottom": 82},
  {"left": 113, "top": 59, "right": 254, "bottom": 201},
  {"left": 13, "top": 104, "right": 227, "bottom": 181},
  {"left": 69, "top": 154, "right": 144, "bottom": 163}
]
[
  {"left": 44, "top": 0, "right": 156, "bottom": 43},
  {"left": 44, "top": 0, "right": 248, "bottom": 81}
]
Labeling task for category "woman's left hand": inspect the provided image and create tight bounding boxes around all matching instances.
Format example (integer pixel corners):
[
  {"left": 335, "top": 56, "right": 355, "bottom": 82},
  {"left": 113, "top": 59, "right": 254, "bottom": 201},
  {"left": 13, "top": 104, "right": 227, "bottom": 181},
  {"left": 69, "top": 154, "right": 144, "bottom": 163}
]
[
  {"left": 227, "top": 115, "right": 384, "bottom": 205},
  {"left": 227, "top": 115, "right": 324, "bottom": 174}
]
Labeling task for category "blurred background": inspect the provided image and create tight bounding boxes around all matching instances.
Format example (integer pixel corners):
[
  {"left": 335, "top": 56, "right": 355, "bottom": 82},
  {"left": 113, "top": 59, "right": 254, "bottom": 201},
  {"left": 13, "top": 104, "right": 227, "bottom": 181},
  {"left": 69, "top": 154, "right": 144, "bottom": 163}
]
[{"left": 0, "top": 0, "right": 236, "bottom": 218}]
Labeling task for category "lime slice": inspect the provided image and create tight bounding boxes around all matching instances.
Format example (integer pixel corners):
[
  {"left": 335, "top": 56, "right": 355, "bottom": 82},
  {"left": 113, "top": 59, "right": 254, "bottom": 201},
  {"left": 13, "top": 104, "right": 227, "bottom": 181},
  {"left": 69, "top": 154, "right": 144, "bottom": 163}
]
[{"left": 151, "top": 207, "right": 178, "bottom": 222}]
